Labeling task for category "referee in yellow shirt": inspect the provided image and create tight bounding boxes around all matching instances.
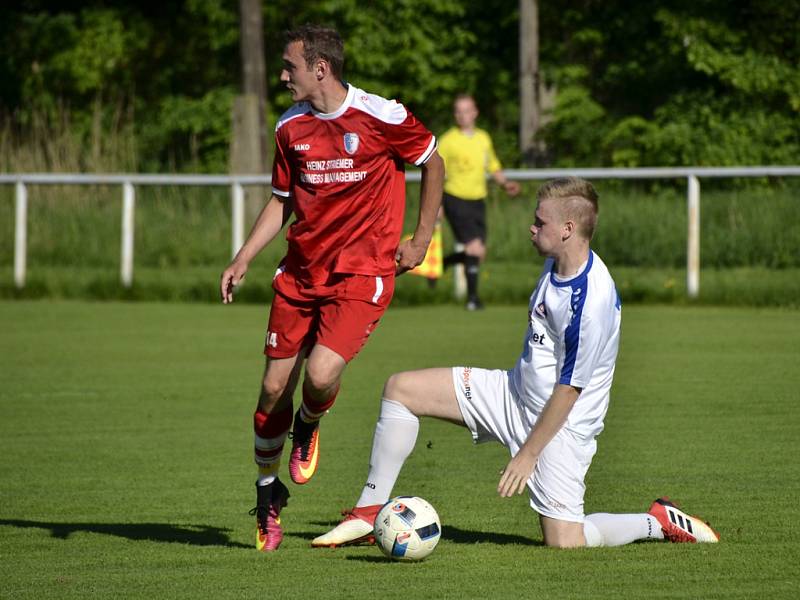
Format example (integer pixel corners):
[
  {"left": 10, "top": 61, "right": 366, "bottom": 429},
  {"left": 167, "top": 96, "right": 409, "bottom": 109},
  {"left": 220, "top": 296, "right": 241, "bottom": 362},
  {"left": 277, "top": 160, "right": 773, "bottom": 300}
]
[{"left": 439, "top": 94, "right": 520, "bottom": 310}]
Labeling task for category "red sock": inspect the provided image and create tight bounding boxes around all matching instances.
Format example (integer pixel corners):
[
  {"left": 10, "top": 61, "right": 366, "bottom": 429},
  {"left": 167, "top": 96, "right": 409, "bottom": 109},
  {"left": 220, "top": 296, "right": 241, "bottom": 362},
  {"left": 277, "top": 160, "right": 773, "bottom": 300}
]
[
  {"left": 299, "top": 386, "right": 338, "bottom": 423},
  {"left": 253, "top": 405, "right": 293, "bottom": 478}
]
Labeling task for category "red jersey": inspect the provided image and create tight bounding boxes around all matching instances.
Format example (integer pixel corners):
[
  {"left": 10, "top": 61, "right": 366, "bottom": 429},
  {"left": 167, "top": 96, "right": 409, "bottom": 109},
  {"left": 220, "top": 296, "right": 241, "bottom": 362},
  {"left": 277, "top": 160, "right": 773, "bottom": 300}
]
[{"left": 271, "top": 84, "right": 437, "bottom": 285}]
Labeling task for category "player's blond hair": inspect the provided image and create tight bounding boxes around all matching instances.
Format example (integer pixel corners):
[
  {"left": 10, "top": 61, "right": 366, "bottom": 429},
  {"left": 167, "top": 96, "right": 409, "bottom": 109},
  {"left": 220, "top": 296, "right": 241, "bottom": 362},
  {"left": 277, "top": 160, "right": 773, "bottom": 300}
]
[{"left": 536, "top": 177, "right": 599, "bottom": 240}]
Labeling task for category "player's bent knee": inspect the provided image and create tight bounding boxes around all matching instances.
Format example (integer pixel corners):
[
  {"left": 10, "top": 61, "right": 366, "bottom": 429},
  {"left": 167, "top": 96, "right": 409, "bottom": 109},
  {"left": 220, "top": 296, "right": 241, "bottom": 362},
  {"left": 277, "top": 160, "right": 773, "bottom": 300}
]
[
  {"left": 304, "top": 363, "right": 342, "bottom": 394},
  {"left": 541, "top": 517, "right": 586, "bottom": 548},
  {"left": 261, "top": 376, "right": 290, "bottom": 402},
  {"left": 383, "top": 372, "right": 418, "bottom": 410},
  {"left": 382, "top": 372, "right": 405, "bottom": 401}
]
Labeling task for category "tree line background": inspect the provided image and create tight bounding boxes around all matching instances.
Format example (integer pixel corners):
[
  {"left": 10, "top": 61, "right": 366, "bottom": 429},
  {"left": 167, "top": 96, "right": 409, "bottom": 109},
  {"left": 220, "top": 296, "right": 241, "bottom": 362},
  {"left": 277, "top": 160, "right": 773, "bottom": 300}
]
[{"left": 1, "top": 0, "right": 798, "bottom": 174}]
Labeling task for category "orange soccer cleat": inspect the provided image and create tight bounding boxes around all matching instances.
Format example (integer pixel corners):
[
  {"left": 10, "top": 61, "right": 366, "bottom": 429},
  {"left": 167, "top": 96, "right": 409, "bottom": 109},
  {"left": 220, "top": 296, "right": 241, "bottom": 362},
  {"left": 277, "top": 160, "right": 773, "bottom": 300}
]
[{"left": 288, "top": 412, "right": 321, "bottom": 485}]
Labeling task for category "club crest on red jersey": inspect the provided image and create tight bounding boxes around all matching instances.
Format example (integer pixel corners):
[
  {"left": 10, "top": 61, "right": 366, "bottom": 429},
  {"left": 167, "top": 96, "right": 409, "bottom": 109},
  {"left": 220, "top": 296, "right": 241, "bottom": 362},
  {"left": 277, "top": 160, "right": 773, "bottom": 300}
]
[{"left": 343, "top": 132, "right": 360, "bottom": 155}]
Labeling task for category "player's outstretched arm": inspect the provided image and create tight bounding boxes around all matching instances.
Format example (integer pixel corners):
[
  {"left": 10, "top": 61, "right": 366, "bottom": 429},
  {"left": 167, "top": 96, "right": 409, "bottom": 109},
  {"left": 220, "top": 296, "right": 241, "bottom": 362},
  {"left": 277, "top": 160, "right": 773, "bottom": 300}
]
[
  {"left": 491, "top": 170, "right": 521, "bottom": 197},
  {"left": 497, "top": 384, "right": 581, "bottom": 497},
  {"left": 220, "top": 194, "right": 292, "bottom": 303},
  {"left": 396, "top": 150, "right": 444, "bottom": 274}
]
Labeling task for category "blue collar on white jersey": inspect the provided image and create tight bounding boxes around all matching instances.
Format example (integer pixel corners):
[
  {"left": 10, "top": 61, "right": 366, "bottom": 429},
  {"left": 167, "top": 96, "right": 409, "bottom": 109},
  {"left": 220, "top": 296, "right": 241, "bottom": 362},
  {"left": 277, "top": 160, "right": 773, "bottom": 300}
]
[{"left": 548, "top": 250, "right": 594, "bottom": 287}]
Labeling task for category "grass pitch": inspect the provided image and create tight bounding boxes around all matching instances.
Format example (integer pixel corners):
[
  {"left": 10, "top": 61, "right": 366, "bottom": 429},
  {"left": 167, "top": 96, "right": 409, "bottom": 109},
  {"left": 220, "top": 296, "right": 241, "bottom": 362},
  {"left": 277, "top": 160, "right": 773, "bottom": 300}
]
[{"left": 1, "top": 300, "right": 799, "bottom": 599}]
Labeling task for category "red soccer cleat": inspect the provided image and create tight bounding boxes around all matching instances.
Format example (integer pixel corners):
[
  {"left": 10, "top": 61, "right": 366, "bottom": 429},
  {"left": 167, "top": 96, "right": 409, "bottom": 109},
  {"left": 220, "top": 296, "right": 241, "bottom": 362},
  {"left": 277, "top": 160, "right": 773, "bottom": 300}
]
[
  {"left": 311, "top": 505, "right": 383, "bottom": 548},
  {"left": 648, "top": 497, "right": 720, "bottom": 543}
]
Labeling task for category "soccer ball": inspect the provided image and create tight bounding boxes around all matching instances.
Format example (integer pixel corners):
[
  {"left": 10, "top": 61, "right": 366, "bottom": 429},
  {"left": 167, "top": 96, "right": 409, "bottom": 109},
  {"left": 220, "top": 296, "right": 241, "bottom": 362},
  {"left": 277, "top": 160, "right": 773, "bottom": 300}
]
[{"left": 373, "top": 496, "right": 441, "bottom": 561}]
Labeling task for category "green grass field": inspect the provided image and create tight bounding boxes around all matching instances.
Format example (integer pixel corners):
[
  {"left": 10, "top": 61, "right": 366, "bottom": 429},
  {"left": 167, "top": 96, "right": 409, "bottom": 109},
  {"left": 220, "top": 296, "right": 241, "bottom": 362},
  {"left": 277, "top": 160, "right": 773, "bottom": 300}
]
[{"left": 1, "top": 301, "right": 799, "bottom": 599}]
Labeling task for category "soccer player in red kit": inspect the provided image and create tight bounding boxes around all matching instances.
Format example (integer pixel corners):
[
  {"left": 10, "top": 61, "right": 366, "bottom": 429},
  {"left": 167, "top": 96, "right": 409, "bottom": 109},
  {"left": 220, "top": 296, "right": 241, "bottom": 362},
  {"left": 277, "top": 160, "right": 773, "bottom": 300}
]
[{"left": 219, "top": 24, "right": 444, "bottom": 552}]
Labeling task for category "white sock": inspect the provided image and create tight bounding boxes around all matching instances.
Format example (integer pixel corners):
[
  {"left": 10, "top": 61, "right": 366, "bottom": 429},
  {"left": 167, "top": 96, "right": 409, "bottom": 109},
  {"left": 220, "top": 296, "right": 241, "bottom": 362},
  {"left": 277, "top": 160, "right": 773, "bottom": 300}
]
[
  {"left": 355, "top": 398, "right": 419, "bottom": 507},
  {"left": 583, "top": 513, "right": 664, "bottom": 547},
  {"left": 256, "top": 473, "right": 276, "bottom": 486}
]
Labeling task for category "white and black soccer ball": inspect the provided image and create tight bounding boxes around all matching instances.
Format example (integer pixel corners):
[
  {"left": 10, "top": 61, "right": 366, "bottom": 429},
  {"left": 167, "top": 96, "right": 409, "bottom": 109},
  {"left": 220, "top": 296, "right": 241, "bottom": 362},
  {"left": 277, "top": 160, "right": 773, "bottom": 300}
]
[{"left": 373, "top": 496, "right": 441, "bottom": 561}]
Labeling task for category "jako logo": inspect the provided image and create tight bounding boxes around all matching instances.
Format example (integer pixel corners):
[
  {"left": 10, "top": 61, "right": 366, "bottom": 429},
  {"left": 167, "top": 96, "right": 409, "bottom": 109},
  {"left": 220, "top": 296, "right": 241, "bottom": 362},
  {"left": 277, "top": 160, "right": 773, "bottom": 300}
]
[{"left": 294, "top": 143, "right": 310, "bottom": 151}]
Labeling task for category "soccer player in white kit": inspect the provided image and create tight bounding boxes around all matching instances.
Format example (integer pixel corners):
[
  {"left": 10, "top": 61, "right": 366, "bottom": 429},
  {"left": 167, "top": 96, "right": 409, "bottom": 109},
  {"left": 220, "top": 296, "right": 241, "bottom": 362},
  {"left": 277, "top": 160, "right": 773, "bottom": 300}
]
[{"left": 314, "top": 177, "right": 720, "bottom": 548}]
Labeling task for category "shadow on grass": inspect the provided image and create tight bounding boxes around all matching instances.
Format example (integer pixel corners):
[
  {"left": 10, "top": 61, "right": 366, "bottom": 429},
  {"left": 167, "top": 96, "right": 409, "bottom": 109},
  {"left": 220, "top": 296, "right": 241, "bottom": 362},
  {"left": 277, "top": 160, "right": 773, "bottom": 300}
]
[
  {"left": 294, "top": 523, "right": 540, "bottom": 546},
  {"left": 0, "top": 519, "right": 249, "bottom": 549},
  {"left": 343, "top": 526, "right": 542, "bottom": 562},
  {"left": 441, "top": 525, "right": 541, "bottom": 546},
  {"left": 345, "top": 555, "right": 391, "bottom": 563}
]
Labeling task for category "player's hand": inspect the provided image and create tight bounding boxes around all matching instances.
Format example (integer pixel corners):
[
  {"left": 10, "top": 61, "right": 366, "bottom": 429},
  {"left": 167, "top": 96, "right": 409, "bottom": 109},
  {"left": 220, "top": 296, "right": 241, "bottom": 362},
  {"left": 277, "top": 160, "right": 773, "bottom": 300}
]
[
  {"left": 220, "top": 260, "right": 248, "bottom": 304},
  {"left": 395, "top": 237, "right": 429, "bottom": 275},
  {"left": 503, "top": 181, "right": 521, "bottom": 197},
  {"left": 497, "top": 450, "right": 538, "bottom": 497}
]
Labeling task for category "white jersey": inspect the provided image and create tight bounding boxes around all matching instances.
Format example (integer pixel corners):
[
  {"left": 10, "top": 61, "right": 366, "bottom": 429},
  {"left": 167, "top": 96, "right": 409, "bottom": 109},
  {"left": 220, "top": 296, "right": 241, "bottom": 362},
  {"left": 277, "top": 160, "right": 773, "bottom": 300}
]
[{"left": 510, "top": 251, "right": 621, "bottom": 441}]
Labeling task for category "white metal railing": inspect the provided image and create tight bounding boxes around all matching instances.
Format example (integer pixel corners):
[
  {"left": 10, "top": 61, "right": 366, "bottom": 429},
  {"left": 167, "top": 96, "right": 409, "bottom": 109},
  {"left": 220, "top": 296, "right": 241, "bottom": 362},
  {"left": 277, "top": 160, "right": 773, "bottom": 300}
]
[
  {"left": 3, "top": 166, "right": 800, "bottom": 297},
  {"left": 2, "top": 173, "right": 268, "bottom": 290}
]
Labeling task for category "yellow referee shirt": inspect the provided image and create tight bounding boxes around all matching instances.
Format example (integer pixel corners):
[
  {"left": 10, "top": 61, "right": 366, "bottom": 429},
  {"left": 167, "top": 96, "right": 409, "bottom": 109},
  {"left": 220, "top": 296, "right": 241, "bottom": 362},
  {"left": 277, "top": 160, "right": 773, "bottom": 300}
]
[{"left": 438, "top": 127, "right": 502, "bottom": 200}]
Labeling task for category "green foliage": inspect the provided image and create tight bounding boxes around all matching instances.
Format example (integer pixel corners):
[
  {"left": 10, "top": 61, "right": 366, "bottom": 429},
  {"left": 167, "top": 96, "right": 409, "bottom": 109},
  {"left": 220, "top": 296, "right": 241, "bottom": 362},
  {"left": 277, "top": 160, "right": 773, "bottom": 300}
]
[
  {"left": 1, "top": 2, "right": 240, "bottom": 172},
  {"left": 139, "top": 87, "right": 237, "bottom": 172},
  {"left": 1, "top": 1, "right": 798, "bottom": 171},
  {"left": 44, "top": 10, "right": 140, "bottom": 95},
  {"left": 539, "top": 0, "right": 800, "bottom": 167},
  {"left": 9, "top": 9, "right": 147, "bottom": 109},
  {"left": 544, "top": 84, "right": 607, "bottom": 166},
  {"left": 262, "top": 0, "right": 491, "bottom": 133},
  {"left": 658, "top": 8, "right": 800, "bottom": 110}
]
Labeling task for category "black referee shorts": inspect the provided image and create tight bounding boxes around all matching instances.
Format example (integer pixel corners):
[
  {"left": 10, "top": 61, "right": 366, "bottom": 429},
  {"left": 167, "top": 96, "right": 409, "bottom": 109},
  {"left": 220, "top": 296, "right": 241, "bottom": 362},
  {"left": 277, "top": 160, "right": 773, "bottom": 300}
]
[{"left": 443, "top": 193, "right": 486, "bottom": 243}]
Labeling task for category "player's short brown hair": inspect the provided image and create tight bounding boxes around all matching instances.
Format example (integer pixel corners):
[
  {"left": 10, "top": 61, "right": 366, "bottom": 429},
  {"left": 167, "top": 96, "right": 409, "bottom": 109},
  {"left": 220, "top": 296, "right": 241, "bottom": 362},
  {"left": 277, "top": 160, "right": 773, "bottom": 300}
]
[
  {"left": 536, "top": 177, "right": 599, "bottom": 239},
  {"left": 285, "top": 24, "right": 344, "bottom": 80}
]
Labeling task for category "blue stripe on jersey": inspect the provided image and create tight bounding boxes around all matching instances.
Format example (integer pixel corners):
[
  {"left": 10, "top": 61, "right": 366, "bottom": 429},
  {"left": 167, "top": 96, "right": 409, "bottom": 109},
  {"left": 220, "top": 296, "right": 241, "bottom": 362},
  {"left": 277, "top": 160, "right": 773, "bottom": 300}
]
[
  {"left": 554, "top": 252, "right": 594, "bottom": 385},
  {"left": 560, "top": 281, "right": 588, "bottom": 384}
]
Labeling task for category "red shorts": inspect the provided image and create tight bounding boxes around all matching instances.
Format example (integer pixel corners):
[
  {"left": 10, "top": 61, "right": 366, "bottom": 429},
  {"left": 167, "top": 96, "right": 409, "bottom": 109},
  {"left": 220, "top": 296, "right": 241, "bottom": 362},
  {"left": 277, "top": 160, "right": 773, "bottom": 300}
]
[{"left": 264, "top": 268, "right": 395, "bottom": 362}]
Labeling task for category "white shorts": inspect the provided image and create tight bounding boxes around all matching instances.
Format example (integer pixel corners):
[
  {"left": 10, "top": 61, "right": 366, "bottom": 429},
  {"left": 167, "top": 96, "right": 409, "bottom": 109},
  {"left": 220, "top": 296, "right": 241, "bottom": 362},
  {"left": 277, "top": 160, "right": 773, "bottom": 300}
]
[{"left": 451, "top": 366, "right": 597, "bottom": 523}]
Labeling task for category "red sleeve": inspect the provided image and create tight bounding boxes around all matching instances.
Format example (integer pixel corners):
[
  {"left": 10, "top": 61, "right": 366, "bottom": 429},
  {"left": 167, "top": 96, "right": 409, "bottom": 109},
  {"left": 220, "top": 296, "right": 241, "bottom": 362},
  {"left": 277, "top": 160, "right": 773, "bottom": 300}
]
[
  {"left": 383, "top": 109, "right": 437, "bottom": 166},
  {"left": 271, "top": 128, "right": 292, "bottom": 197}
]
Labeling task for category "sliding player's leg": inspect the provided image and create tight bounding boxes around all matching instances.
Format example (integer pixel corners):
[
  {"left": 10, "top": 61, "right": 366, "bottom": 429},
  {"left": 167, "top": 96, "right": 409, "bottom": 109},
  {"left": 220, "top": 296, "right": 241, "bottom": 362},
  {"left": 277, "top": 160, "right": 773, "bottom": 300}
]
[
  {"left": 311, "top": 368, "right": 461, "bottom": 547},
  {"left": 581, "top": 500, "right": 720, "bottom": 546},
  {"left": 532, "top": 431, "right": 718, "bottom": 547}
]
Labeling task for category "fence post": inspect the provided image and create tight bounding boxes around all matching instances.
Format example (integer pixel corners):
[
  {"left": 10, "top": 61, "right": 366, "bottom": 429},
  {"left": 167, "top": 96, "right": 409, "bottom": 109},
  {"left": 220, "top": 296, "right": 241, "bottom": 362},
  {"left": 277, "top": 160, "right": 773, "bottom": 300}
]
[
  {"left": 14, "top": 180, "right": 27, "bottom": 288},
  {"left": 231, "top": 182, "right": 245, "bottom": 258},
  {"left": 121, "top": 181, "right": 135, "bottom": 287},
  {"left": 687, "top": 175, "right": 700, "bottom": 298}
]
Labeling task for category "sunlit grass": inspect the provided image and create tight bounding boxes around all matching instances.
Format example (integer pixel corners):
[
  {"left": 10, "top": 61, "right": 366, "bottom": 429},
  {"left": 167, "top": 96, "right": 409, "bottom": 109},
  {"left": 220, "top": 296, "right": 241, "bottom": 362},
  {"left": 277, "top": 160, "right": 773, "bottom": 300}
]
[{"left": 1, "top": 301, "right": 799, "bottom": 598}]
